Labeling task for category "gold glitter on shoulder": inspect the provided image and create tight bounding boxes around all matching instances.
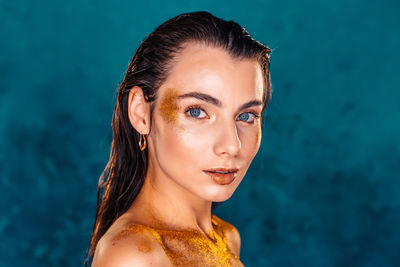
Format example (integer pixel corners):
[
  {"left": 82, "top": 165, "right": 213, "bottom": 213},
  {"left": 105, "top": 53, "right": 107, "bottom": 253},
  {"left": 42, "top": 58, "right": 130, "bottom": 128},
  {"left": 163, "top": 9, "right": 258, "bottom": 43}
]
[
  {"left": 211, "top": 214, "right": 241, "bottom": 260},
  {"left": 116, "top": 219, "right": 243, "bottom": 267}
]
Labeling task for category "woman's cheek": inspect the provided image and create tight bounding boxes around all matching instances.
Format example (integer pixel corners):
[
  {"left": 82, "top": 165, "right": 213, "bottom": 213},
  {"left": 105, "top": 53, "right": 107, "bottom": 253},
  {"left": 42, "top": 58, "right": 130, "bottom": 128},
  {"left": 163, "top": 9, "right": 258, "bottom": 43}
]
[
  {"left": 158, "top": 88, "right": 187, "bottom": 134},
  {"left": 159, "top": 88, "right": 179, "bottom": 125},
  {"left": 256, "top": 122, "right": 262, "bottom": 147},
  {"left": 238, "top": 122, "right": 262, "bottom": 151},
  {"left": 176, "top": 118, "right": 213, "bottom": 152}
]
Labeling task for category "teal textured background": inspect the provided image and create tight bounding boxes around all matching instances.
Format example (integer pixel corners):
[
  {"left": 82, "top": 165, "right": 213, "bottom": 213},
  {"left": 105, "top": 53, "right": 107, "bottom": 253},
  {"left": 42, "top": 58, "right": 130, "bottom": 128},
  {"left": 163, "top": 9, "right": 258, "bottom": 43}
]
[{"left": 1, "top": 0, "right": 399, "bottom": 266}]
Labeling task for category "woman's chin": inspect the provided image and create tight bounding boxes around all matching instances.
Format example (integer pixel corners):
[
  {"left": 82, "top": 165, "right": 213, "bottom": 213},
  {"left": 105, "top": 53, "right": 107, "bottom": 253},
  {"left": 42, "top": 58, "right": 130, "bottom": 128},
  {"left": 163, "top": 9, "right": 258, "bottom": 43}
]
[{"left": 201, "top": 186, "right": 237, "bottom": 203}]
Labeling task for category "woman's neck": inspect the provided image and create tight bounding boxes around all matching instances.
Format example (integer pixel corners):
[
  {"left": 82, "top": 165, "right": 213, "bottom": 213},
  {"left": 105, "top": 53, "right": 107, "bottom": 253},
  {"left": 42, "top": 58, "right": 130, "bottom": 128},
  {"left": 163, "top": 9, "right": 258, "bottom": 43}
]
[{"left": 126, "top": 161, "right": 214, "bottom": 235}]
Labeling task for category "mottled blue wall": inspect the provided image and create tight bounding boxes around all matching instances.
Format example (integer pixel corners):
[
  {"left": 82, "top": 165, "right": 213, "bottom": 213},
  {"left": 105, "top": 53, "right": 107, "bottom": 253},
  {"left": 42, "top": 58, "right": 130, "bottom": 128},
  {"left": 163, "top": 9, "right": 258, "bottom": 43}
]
[{"left": 1, "top": 0, "right": 399, "bottom": 266}]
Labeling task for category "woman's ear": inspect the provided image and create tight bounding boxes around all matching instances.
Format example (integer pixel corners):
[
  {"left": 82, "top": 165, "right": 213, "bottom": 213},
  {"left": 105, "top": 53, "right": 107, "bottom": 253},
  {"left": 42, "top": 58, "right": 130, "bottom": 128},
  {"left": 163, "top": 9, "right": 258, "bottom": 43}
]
[{"left": 127, "top": 86, "right": 151, "bottom": 135}]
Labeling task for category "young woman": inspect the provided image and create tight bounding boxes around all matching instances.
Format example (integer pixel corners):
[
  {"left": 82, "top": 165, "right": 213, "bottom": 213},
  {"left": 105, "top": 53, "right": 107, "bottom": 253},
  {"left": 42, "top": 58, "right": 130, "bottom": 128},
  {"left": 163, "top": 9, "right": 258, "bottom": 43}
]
[{"left": 85, "top": 11, "right": 272, "bottom": 266}]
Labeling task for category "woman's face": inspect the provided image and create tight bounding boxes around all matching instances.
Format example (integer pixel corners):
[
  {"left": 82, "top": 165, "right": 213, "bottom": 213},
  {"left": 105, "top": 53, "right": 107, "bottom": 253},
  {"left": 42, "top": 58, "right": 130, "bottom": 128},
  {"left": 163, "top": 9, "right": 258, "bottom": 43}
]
[{"left": 147, "top": 42, "right": 264, "bottom": 202}]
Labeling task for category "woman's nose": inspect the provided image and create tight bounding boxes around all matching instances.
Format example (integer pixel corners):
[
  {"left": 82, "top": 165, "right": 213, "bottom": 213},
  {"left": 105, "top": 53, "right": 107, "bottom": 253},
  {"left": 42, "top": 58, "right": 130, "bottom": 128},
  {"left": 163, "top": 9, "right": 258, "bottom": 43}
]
[{"left": 213, "top": 121, "right": 241, "bottom": 157}]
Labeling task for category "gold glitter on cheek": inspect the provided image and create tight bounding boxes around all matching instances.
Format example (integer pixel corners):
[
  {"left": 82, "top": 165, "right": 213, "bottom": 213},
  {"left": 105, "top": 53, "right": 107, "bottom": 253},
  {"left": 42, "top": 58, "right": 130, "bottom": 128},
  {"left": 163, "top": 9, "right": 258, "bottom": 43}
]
[
  {"left": 159, "top": 88, "right": 186, "bottom": 133},
  {"left": 159, "top": 88, "right": 180, "bottom": 125}
]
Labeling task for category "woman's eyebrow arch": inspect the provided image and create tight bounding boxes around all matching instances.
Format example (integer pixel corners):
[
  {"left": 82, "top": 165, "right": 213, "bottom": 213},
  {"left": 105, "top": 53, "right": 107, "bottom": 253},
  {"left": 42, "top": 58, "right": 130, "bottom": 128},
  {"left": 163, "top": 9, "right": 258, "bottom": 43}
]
[{"left": 177, "top": 91, "right": 263, "bottom": 111}]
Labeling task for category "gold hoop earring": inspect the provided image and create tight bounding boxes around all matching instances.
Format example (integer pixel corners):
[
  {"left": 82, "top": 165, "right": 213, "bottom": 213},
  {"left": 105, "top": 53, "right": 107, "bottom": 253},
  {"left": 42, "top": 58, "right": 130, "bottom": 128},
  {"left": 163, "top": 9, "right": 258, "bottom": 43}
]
[{"left": 139, "top": 134, "right": 147, "bottom": 151}]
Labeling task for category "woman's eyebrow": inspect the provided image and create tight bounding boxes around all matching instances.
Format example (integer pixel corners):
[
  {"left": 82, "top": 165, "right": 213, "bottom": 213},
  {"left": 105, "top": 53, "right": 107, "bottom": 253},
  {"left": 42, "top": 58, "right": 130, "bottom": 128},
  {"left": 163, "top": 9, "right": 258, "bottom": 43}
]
[{"left": 177, "top": 91, "right": 263, "bottom": 111}]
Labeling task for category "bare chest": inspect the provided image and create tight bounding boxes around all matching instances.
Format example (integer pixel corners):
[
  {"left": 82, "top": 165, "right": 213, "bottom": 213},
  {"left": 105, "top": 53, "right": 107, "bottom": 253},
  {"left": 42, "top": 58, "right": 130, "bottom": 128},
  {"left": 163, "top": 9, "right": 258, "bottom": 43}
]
[{"left": 153, "top": 229, "right": 243, "bottom": 267}]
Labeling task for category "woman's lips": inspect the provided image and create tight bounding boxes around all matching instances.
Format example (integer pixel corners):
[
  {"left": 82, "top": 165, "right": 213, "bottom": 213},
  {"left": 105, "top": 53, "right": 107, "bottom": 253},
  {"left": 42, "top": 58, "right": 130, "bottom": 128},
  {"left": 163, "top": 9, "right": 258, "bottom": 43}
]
[{"left": 203, "top": 170, "right": 238, "bottom": 185}]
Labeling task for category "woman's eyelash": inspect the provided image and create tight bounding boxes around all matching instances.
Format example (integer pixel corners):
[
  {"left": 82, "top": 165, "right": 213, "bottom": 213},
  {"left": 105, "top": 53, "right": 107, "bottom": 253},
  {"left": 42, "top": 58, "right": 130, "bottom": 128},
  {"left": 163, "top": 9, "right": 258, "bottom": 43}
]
[
  {"left": 184, "top": 105, "right": 204, "bottom": 112},
  {"left": 249, "top": 112, "right": 260, "bottom": 119}
]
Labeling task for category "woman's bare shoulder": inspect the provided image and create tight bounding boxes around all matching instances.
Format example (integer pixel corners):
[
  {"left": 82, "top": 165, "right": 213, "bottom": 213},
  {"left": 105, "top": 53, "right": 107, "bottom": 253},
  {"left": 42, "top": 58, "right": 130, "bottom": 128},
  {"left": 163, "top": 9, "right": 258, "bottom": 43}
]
[
  {"left": 91, "top": 219, "right": 171, "bottom": 267},
  {"left": 212, "top": 214, "right": 241, "bottom": 256}
]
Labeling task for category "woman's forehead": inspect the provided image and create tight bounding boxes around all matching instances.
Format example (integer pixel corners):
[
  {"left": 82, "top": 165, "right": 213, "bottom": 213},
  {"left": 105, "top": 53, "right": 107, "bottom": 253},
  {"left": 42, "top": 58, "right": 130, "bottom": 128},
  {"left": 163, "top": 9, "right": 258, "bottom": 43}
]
[{"left": 159, "top": 44, "right": 264, "bottom": 104}]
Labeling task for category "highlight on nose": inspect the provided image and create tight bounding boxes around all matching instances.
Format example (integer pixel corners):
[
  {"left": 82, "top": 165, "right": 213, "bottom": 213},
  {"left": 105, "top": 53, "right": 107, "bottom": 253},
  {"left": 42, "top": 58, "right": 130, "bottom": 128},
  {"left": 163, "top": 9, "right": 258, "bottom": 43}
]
[{"left": 213, "top": 122, "right": 242, "bottom": 157}]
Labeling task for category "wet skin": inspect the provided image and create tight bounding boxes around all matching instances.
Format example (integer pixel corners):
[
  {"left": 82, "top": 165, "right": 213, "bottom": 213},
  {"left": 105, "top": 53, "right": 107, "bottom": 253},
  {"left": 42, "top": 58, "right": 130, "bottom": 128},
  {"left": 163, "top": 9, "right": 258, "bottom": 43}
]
[{"left": 92, "top": 42, "right": 265, "bottom": 266}]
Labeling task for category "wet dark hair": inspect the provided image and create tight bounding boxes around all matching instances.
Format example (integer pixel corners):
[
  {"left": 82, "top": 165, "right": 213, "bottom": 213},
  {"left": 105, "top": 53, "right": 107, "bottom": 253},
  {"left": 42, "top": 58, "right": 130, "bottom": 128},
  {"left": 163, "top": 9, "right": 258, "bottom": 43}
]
[{"left": 84, "top": 10, "right": 272, "bottom": 266}]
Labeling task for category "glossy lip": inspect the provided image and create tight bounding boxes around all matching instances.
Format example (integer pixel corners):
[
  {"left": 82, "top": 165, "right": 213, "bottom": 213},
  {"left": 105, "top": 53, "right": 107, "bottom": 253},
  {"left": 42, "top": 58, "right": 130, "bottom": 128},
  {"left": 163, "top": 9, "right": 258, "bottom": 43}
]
[{"left": 203, "top": 168, "right": 239, "bottom": 185}]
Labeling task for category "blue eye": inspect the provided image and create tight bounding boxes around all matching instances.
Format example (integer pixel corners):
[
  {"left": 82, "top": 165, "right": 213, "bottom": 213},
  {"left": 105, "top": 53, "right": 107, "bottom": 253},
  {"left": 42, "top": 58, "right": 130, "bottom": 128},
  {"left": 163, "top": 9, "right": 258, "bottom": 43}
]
[
  {"left": 239, "top": 113, "right": 250, "bottom": 121},
  {"left": 189, "top": 108, "right": 201, "bottom": 117},
  {"left": 186, "top": 106, "right": 207, "bottom": 119},
  {"left": 238, "top": 112, "right": 258, "bottom": 123}
]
